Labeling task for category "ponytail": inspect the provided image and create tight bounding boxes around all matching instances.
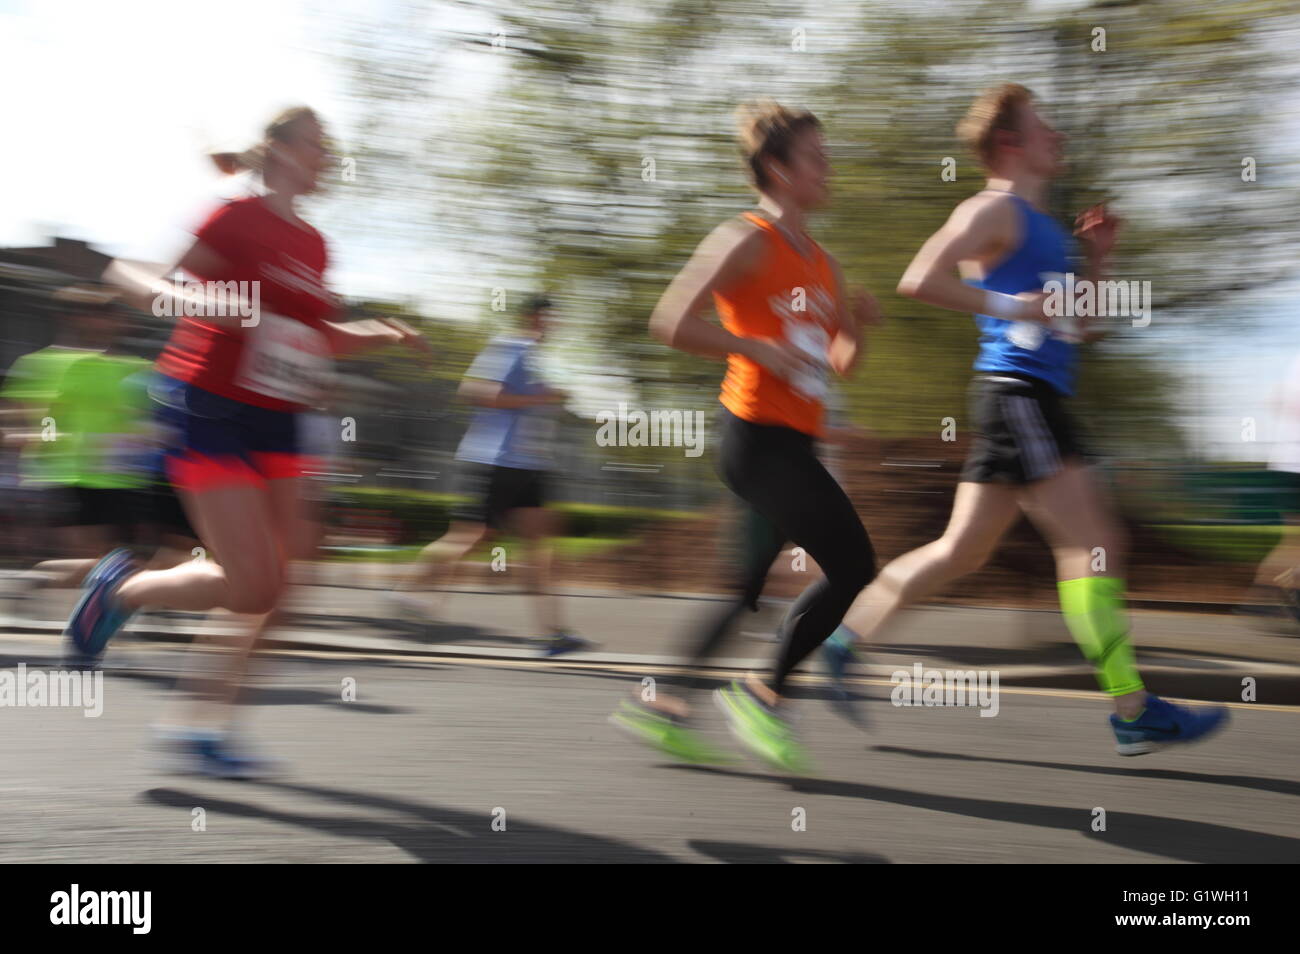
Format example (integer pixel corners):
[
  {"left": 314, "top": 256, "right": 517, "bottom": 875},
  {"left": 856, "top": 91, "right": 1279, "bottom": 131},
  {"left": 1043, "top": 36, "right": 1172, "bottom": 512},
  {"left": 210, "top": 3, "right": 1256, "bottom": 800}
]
[{"left": 208, "top": 106, "right": 318, "bottom": 177}]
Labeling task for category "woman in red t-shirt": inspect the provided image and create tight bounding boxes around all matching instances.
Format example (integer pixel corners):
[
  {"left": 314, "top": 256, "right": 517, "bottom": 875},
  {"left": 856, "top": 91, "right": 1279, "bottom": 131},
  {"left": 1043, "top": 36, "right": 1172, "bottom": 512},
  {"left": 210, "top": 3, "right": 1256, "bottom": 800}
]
[{"left": 67, "top": 107, "right": 430, "bottom": 775}]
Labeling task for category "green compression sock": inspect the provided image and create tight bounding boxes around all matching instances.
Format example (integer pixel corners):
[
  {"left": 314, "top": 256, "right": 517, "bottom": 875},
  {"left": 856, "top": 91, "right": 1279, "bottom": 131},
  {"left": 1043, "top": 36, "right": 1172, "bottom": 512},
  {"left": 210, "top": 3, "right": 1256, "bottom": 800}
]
[{"left": 1057, "top": 576, "right": 1145, "bottom": 697}]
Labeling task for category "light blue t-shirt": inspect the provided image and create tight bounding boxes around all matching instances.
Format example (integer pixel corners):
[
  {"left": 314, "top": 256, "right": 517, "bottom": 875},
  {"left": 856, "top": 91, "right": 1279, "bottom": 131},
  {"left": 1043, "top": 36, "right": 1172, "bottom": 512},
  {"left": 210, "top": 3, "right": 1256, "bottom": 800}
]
[{"left": 455, "top": 336, "right": 554, "bottom": 471}]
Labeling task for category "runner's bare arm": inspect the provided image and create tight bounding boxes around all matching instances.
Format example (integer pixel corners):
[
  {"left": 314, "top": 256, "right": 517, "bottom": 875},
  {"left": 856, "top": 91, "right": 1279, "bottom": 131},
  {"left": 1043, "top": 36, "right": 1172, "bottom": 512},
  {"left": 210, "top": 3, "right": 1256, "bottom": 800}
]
[
  {"left": 650, "top": 218, "right": 817, "bottom": 381},
  {"left": 825, "top": 255, "right": 860, "bottom": 375},
  {"left": 1075, "top": 204, "right": 1123, "bottom": 343},
  {"left": 825, "top": 255, "right": 881, "bottom": 376},
  {"left": 322, "top": 319, "right": 397, "bottom": 351},
  {"left": 1075, "top": 259, "right": 1113, "bottom": 344},
  {"left": 650, "top": 219, "right": 764, "bottom": 357},
  {"left": 897, "top": 194, "right": 1048, "bottom": 324},
  {"left": 458, "top": 377, "right": 561, "bottom": 410},
  {"left": 103, "top": 243, "right": 257, "bottom": 331},
  {"left": 321, "top": 312, "right": 433, "bottom": 363}
]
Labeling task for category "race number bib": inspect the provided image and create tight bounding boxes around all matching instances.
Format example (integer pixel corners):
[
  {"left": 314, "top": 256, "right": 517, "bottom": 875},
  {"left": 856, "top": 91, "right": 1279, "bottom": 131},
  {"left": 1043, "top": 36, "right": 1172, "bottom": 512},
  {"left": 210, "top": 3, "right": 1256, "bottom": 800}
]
[
  {"left": 1039, "top": 272, "right": 1082, "bottom": 344},
  {"left": 784, "top": 320, "right": 831, "bottom": 400},
  {"left": 235, "top": 312, "right": 332, "bottom": 406},
  {"left": 1007, "top": 321, "right": 1047, "bottom": 351}
]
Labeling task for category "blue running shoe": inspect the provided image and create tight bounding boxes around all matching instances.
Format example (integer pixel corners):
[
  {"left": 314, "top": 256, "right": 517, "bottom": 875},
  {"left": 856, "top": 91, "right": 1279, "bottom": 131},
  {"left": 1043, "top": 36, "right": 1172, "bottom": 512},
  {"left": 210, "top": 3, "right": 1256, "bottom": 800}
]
[
  {"left": 822, "top": 638, "right": 854, "bottom": 692},
  {"left": 154, "top": 728, "right": 281, "bottom": 779},
  {"left": 1109, "top": 695, "right": 1229, "bottom": 756},
  {"left": 538, "top": 631, "right": 595, "bottom": 657},
  {"left": 64, "top": 548, "right": 138, "bottom": 664}
]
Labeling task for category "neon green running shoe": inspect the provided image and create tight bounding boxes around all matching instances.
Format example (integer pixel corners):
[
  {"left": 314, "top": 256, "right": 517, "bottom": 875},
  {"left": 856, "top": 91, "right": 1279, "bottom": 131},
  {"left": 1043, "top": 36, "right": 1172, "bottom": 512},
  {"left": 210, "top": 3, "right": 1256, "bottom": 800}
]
[
  {"left": 714, "top": 680, "right": 812, "bottom": 775},
  {"left": 609, "top": 700, "right": 735, "bottom": 764}
]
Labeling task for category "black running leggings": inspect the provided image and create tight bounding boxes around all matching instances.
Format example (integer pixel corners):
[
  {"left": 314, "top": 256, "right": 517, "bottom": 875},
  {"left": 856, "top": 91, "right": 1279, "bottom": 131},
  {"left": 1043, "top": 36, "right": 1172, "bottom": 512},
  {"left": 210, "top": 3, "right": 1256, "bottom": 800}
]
[
  {"left": 677, "top": 505, "right": 786, "bottom": 693},
  {"left": 715, "top": 408, "right": 875, "bottom": 695}
]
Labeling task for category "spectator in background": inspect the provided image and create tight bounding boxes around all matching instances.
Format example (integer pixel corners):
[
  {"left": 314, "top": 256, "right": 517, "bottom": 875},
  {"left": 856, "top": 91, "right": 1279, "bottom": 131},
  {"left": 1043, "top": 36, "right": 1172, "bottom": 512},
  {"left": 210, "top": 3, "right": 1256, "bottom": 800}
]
[
  {"left": 0, "top": 285, "right": 202, "bottom": 611},
  {"left": 1, "top": 286, "right": 150, "bottom": 572}
]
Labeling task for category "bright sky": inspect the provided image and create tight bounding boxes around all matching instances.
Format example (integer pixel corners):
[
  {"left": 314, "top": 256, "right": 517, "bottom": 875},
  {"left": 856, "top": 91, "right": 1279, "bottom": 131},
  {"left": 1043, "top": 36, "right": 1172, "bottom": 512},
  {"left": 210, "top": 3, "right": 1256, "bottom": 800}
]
[
  {"left": 0, "top": 0, "right": 506, "bottom": 311},
  {"left": 0, "top": 0, "right": 1296, "bottom": 460},
  {"left": 0, "top": 0, "right": 347, "bottom": 261}
]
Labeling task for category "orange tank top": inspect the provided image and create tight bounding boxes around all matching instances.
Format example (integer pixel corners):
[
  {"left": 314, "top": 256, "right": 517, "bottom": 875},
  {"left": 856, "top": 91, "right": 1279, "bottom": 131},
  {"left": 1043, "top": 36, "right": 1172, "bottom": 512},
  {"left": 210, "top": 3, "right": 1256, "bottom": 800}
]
[{"left": 716, "top": 212, "right": 838, "bottom": 436}]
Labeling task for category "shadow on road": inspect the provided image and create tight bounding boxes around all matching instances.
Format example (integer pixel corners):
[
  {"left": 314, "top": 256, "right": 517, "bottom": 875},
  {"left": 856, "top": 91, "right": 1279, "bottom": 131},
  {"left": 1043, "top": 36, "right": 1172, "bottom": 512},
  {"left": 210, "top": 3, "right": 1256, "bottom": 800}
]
[
  {"left": 671, "top": 764, "right": 1300, "bottom": 863},
  {"left": 688, "top": 840, "right": 890, "bottom": 863},
  {"left": 143, "top": 782, "right": 680, "bottom": 863},
  {"left": 365, "top": 616, "right": 543, "bottom": 651},
  {"left": 874, "top": 744, "right": 1300, "bottom": 800},
  {"left": 105, "top": 669, "right": 413, "bottom": 715}
]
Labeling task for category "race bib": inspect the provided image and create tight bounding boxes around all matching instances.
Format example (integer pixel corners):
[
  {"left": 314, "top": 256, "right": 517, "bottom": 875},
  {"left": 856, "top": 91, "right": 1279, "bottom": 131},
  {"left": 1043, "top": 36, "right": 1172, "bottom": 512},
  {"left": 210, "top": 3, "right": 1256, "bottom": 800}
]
[
  {"left": 235, "top": 312, "right": 332, "bottom": 406},
  {"left": 784, "top": 320, "right": 831, "bottom": 400},
  {"left": 1039, "top": 271, "right": 1082, "bottom": 344},
  {"left": 1007, "top": 321, "right": 1047, "bottom": 351}
]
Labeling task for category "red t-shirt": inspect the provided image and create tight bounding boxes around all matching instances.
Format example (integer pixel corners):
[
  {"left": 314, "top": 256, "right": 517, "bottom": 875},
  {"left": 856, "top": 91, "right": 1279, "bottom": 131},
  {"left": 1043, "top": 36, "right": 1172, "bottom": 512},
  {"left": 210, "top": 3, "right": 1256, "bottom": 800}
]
[{"left": 156, "top": 196, "right": 336, "bottom": 411}]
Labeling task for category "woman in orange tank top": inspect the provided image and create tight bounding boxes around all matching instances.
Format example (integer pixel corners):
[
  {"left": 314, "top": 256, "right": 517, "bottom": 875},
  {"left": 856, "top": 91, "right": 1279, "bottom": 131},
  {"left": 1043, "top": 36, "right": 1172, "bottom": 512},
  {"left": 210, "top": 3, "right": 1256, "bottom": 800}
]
[{"left": 614, "top": 101, "right": 884, "bottom": 773}]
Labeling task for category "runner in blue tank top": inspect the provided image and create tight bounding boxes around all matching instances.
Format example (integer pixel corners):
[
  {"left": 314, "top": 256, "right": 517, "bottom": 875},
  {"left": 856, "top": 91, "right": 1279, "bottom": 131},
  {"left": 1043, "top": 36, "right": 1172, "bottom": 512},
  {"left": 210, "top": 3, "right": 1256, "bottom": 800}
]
[
  {"left": 971, "top": 191, "right": 1076, "bottom": 396},
  {"left": 821, "top": 83, "right": 1227, "bottom": 756}
]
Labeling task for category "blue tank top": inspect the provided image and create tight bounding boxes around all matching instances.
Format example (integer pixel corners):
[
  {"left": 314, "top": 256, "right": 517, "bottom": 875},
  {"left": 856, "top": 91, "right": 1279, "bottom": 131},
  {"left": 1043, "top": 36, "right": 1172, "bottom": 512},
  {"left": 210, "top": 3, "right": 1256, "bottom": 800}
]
[{"left": 971, "top": 191, "right": 1076, "bottom": 395}]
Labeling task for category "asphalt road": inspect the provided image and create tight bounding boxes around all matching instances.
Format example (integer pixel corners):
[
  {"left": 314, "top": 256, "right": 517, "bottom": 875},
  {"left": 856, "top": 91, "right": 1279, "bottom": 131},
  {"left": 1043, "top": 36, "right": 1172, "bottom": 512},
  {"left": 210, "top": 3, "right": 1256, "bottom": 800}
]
[{"left": 2, "top": 636, "right": 1297, "bottom": 863}]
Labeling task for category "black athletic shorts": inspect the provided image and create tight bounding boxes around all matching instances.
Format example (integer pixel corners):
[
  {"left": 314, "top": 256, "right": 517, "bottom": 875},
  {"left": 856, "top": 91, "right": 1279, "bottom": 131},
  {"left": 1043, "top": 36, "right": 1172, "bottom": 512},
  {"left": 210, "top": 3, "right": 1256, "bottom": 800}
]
[
  {"left": 26, "top": 485, "right": 77, "bottom": 528},
  {"left": 961, "top": 373, "right": 1089, "bottom": 485},
  {"left": 137, "top": 481, "right": 199, "bottom": 542},
  {"left": 451, "top": 462, "right": 547, "bottom": 530},
  {"left": 67, "top": 487, "right": 141, "bottom": 535},
  {"left": 61, "top": 485, "right": 197, "bottom": 543}
]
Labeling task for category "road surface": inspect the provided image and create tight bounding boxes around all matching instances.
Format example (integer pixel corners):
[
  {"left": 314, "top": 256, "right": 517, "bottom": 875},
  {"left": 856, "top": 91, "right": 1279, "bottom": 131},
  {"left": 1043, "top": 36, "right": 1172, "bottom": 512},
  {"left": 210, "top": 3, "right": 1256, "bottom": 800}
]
[{"left": 1, "top": 635, "right": 1296, "bottom": 863}]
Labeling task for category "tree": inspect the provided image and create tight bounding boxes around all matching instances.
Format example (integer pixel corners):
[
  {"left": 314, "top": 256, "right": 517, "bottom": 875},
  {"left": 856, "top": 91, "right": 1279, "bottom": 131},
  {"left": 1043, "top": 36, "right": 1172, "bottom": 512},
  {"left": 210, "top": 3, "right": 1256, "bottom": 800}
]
[{"left": 321, "top": 0, "right": 1299, "bottom": 460}]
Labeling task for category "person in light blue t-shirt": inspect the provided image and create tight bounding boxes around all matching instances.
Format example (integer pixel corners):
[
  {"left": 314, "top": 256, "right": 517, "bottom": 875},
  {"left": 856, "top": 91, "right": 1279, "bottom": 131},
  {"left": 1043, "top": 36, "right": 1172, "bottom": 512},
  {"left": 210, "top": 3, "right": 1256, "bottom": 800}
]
[
  {"left": 454, "top": 332, "right": 556, "bottom": 471},
  {"left": 392, "top": 296, "right": 593, "bottom": 656}
]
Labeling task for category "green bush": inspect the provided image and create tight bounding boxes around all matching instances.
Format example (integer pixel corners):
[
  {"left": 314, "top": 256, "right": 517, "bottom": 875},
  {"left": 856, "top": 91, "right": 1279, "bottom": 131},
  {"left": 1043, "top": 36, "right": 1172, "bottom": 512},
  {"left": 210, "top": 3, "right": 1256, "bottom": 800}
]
[{"left": 1149, "top": 524, "right": 1294, "bottom": 565}]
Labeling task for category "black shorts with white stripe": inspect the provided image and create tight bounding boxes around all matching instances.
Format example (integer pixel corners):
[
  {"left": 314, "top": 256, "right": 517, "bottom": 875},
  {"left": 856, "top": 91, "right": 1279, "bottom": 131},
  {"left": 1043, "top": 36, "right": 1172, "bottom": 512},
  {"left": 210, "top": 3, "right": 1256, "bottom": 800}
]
[{"left": 960, "top": 373, "right": 1089, "bottom": 485}]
